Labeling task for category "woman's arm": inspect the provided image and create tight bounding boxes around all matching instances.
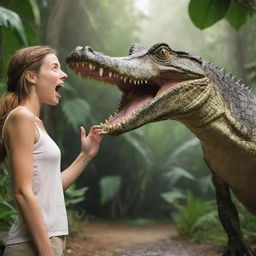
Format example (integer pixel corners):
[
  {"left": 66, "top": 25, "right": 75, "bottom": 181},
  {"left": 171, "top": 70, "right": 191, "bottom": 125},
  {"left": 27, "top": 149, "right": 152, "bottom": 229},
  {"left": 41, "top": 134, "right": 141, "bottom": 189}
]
[
  {"left": 7, "top": 108, "right": 54, "bottom": 256},
  {"left": 61, "top": 126, "right": 104, "bottom": 190}
]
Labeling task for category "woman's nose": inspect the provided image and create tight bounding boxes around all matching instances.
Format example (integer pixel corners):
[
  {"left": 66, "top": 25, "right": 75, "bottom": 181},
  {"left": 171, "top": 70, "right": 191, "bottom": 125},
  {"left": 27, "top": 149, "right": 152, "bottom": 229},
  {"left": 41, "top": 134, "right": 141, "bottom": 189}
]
[{"left": 61, "top": 70, "right": 68, "bottom": 80}]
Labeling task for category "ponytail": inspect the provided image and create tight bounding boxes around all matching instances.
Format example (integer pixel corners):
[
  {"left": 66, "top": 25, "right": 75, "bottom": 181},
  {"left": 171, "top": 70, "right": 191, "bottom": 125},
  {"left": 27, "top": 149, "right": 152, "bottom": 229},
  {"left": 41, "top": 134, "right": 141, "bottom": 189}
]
[{"left": 0, "top": 92, "right": 19, "bottom": 162}]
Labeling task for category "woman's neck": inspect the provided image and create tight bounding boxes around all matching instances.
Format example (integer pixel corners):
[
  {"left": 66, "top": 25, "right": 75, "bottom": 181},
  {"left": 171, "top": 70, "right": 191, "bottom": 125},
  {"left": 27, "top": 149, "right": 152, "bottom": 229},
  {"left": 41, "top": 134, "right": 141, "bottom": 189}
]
[{"left": 21, "top": 94, "right": 41, "bottom": 118}]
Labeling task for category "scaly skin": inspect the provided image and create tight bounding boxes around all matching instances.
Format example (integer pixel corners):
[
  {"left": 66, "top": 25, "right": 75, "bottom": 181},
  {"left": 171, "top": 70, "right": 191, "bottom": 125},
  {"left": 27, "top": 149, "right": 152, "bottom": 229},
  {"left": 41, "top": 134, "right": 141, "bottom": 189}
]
[{"left": 66, "top": 43, "right": 256, "bottom": 255}]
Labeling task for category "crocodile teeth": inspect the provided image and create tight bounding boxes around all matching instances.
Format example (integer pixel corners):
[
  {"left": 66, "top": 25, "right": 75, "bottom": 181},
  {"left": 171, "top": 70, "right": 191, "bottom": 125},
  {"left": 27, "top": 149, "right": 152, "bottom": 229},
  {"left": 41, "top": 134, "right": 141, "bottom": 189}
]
[
  {"left": 108, "top": 72, "right": 112, "bottom": 78},
  {"left": 99, "top": 67, "right": 104, "bottom": 76},
  {"left": 89, "top": 63, "right": 93, "bottom": 70},
  {"left": 124, "top": 77, "right": 127, "bottom": 82}
]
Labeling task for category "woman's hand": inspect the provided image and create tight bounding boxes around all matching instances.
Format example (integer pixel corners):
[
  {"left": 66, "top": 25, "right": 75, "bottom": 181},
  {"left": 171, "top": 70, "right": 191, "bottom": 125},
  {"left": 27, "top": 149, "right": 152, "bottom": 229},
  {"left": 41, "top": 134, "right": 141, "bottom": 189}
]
[
  {"left": 61, "top": 125, "right": 106, "bottom": 190},
  {"left": 80, "top": 125, "right": 105, "bottom": 160}
]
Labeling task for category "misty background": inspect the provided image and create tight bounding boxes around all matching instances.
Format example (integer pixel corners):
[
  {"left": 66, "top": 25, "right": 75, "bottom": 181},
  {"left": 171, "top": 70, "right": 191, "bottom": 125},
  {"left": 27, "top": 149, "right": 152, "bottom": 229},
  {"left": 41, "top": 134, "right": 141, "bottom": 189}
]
[{"left": 1, "top": 1, "right": 256, "bottom": 242}]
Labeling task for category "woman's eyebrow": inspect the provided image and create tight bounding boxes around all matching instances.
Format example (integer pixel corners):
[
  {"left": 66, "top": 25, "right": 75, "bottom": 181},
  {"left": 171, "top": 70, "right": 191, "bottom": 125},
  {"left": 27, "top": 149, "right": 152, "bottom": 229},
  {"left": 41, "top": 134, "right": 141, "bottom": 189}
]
[{"left": 52, "top": 62, "right": 61, "bottom": 67}]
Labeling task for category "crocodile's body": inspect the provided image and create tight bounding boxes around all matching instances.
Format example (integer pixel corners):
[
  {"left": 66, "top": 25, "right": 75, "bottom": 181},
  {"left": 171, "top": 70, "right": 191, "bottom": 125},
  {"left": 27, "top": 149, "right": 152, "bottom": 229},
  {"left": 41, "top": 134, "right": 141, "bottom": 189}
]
[{"left": 66, "top": 43, "right": 256, "bottom": 255}]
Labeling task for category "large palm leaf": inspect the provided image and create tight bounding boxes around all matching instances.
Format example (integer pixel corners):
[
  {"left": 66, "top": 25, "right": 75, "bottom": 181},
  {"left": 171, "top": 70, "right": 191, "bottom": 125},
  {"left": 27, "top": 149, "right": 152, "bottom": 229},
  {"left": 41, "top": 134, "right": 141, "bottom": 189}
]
[{"left": 0, "top": 7, "right": 28, "bottom": 45}]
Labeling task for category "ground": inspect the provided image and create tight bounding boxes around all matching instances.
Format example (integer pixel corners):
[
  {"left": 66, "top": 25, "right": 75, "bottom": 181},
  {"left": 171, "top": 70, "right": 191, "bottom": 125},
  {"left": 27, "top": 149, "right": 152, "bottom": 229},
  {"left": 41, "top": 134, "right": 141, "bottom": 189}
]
[{"left": 66, "top": 220, "right": 221, "bottom": 256}]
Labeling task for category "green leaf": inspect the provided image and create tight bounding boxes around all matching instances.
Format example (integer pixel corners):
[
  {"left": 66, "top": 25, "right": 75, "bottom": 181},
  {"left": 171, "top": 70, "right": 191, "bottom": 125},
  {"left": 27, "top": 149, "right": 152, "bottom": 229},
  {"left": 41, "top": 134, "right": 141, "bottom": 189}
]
[
  {"left": 164, "top": 138, "right": 199, "bottom": 166},
  {"left": 28, "top": 0, "right": 40, "bottom": 26},
  {"left": 0, "top": 210, "right": 16, "bottom": 219},
  {"left": 65, "top": 184, "right": 88, "bottom": 207},
  {"left": 225, "top": 0, "right": 248, "bottom": 30},
  {"left": 165, "top": 167, "right": 195, "bottom": 185},
  {"left": 123, "top": 132, "right": 152, "bottom": 166},
  {"left": 0, "top": 200, "right": 16, "bottom": 212},
  {"left": 0, "top": 7, "right": 28, "bottom": 45},
  {"left": 160, "top": 190, "right": 186, "bottom": 207},
  {"left": 61, "top": 98, "right": 91, "bottom": 130},
  {"left": 188, "top": 0, "right": 231, "bottom": 29},
  {"left": 99, "top": 175, "right": 121, "bottom": 204}
]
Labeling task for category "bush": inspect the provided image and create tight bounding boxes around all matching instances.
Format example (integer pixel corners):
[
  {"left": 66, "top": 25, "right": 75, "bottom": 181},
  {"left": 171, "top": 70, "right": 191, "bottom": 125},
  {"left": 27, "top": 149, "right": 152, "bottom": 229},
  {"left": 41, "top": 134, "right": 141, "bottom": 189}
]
[
  {"left": 161, "top": 190, "right": 225, "bottom": 244},
  {"left": 0, "top": 171, "right": 17, "bottom": 231}
]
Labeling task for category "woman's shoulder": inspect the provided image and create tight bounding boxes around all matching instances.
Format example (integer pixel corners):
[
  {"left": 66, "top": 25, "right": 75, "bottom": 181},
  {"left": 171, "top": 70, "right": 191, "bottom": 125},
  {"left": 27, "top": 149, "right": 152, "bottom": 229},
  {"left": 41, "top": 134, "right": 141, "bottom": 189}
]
[
  {"left": 6, "top": 106, "right": 35, "bottom": 127},
  {"left": 3, "top": 107, "right": 36, "bottom": 147}
]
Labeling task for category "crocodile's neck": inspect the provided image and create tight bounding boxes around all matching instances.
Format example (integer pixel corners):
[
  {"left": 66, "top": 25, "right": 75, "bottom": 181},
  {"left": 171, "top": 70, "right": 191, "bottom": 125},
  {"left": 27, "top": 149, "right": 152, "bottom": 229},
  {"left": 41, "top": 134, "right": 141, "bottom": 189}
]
[
  {"left": 175, "top": 82, "right": 256, "bottom": 156},
  {"left": 172, "top": 59, "right": 256, "bottom": 143},
  {"left": 174, "top": 81, "right": 224, "bottom": 128},
  {"left": 202, "top": 61, "right": 256, "bottom": 138}
]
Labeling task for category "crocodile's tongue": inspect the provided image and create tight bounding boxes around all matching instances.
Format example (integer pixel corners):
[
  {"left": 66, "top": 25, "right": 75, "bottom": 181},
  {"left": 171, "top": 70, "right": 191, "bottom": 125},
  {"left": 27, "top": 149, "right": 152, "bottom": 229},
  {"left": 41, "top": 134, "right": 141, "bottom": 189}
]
[
  {"left": 108, "top": 93, "right": 153, "bottom": 124},
  {"left": 107, "top": 81, "right": 176, "bottom": 125}
]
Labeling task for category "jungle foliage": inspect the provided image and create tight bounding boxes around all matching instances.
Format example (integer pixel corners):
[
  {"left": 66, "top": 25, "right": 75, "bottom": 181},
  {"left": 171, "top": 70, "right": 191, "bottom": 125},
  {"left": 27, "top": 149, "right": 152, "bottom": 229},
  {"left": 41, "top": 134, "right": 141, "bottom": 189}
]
[
  {"left": 188, "top": 0, "right": 254, "bottom": 30},
  {"left": 1, "top": 0, "right": 256, "bottom": 245}
]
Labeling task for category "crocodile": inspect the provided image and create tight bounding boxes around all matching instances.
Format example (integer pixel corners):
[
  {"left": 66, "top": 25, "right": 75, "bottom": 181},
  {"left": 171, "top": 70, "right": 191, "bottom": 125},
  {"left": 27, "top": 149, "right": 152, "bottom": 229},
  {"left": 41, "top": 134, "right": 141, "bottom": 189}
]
[{"left": 66, "top": 43, "right": 256, "bottom": 256}]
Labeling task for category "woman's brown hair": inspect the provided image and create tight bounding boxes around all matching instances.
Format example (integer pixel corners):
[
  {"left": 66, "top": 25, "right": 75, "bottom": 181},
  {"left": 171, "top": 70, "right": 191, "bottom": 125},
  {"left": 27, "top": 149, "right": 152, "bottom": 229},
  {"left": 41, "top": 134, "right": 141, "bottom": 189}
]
[{"left": 0, "top": 46, "right": 56, "bottom": 162}]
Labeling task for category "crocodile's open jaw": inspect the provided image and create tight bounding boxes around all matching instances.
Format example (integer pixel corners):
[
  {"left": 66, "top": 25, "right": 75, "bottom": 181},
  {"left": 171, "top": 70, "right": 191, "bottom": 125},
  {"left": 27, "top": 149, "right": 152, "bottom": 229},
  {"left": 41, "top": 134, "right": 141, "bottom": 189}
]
[
  {"left": 67, "top": 61, "right": 183, "bottom": 132},
  {"left": 66, "top": 43, "right": 206, "bottom": 134}
]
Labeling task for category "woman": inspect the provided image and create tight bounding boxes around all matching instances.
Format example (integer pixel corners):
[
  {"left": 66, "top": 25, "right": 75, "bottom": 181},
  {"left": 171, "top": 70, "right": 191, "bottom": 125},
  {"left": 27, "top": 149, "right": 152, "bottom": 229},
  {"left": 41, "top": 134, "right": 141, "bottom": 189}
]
[{"left": 0, "top": 46, "right": 105, "bottom": 256}]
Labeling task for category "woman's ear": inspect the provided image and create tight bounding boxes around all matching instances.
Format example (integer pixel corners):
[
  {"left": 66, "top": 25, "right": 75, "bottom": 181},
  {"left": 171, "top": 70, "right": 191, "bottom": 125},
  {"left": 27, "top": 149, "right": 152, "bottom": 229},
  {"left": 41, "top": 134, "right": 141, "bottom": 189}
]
[{"left": 24, "top": 71, "right": 38, "bottom": 84}]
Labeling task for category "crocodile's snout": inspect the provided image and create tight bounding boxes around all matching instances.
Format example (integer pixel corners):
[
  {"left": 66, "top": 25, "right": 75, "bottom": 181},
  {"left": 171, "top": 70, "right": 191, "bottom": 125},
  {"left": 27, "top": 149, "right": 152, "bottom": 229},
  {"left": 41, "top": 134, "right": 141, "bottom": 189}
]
[
  {"left": 74, "top": 46, "right": 94, "bottom": 54},
  {"left": 75, "top": 46, "right": 83, "bottom": 51}
]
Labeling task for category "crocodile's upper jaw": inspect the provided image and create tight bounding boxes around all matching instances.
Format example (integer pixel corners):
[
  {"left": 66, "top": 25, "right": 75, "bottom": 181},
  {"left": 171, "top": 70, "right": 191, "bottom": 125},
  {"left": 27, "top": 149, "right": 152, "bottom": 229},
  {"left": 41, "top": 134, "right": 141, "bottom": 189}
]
[{"left": 66, "top": 44, "right": 206, "bottom": 135}]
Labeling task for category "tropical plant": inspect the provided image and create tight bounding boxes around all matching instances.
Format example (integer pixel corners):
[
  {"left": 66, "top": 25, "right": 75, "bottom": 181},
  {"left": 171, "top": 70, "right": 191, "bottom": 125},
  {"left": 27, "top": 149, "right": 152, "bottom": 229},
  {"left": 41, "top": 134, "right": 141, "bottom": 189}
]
[
  {"left": 161, "top": 190, "right": 225, "bottom": 244},
  {"left": 65, "top": 184, "right": 88, "bottom": 234},
  {"left": 188, "top": 0, "right": 254, "bottom": 30},
  {"left": 162, "top": 189, "right": 256, "bottom": 245},
  {"left": 0, "top": 0, "right": 40, "bottom": 80},
  {"left": 65, "top": 184, "right": 88, "bottom": 208},
  {"left": 0, "top": 6, "right": 28, "bottom": 45},
  {"left": 0, "top": 200, "right": 17, "bottom": 230},
  {"left": 92, "top": 121, "right": 212, "bottom": 219},
  {"left": 0, "top": 164, "right": 17, "bottom": 231}
]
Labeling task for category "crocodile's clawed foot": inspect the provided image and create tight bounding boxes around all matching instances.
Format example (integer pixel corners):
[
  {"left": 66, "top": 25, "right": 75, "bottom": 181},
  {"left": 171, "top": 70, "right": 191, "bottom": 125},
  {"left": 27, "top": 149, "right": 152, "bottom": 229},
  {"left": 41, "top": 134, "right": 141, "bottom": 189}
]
[{"left": 223, "top": 238, "right": 256, "bottom": 256}]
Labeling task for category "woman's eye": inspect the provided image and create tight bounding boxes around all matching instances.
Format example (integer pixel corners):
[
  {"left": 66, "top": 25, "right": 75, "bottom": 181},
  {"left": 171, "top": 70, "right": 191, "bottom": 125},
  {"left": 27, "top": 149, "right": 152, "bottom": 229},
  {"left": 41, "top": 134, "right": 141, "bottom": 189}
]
[{"left": 157, "top": 47, "right": 170, "bottom": 58}]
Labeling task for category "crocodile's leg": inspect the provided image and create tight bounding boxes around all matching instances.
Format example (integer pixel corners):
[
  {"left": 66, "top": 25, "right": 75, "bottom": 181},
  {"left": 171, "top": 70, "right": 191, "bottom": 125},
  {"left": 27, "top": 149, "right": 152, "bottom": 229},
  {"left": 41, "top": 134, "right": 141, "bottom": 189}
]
[{"left": 210, "top": 170, "right": 255, "bottom": 256}]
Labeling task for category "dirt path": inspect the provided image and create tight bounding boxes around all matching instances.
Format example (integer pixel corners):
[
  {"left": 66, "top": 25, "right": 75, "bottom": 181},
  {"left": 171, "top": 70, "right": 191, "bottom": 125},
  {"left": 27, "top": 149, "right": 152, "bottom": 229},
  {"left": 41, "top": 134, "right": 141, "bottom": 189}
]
[{"left": 66, "top": 221, "right": 221, "bottom": 256}]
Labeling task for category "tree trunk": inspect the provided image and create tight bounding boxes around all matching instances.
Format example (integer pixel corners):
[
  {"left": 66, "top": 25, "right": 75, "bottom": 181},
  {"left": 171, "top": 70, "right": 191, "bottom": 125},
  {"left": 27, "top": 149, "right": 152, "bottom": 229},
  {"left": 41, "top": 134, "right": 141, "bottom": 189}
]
[{"left": 42, "top": 0, "right": 70, "bottom": 47}]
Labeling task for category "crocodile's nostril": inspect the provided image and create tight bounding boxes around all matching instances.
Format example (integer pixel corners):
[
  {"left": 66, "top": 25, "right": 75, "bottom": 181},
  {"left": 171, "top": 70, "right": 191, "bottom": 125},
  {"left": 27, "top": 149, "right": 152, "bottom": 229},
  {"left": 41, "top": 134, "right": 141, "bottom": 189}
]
[{"left": 85, "top": 46, "right": 94, "bottom": 53}]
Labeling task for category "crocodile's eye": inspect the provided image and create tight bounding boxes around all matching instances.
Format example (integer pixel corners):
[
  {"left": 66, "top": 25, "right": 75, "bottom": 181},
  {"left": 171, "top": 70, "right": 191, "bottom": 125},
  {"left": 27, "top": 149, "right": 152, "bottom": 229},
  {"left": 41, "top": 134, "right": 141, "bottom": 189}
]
[{"left": 156, "top": 47, "right": 171, "bottom": 59}]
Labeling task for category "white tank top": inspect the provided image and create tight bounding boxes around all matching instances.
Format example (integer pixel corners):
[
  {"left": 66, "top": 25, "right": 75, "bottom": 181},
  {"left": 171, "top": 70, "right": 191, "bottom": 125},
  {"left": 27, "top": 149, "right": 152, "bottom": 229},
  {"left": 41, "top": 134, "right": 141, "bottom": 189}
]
[{"left": 2, "top": 107, "right": 68, "bottom": 245}]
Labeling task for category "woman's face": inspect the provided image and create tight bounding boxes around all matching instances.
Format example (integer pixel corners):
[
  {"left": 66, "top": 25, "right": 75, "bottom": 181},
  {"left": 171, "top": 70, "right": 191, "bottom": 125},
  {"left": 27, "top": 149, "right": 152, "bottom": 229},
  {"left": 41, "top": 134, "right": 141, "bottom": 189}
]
[{"left": 35, "top": 53, "right": 67, "bottom": 105}]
